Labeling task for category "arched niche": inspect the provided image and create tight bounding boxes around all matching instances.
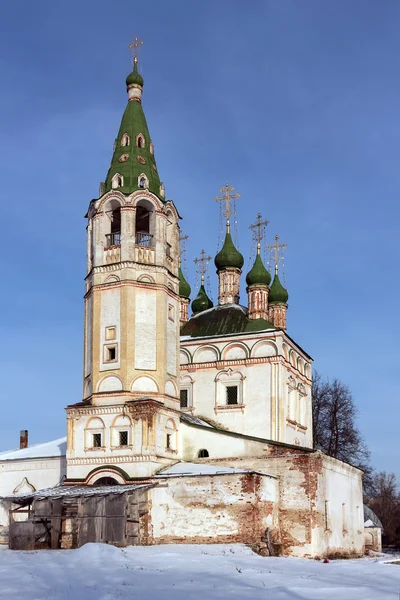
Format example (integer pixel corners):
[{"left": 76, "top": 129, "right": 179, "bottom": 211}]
[
  {"left": 251, "top": 340, "right": 278, "bottom": 358},
  {"left": 193, "top": 345, "right": 219, "bottom": 363},
  {"left": 97, "top": 375, "right": 123, "bottom": 393},
  {"left": 180, "top": 349, "right": 191, "bottom": 365},
  {"left": 222, "top": 343, "right": 248, "bottom": 361},
  {"left": 131, "top": 376, "right": 159, "bottom": 393},
  {"left": 165, "top": 380, "right": 177, "bottom": 397}
]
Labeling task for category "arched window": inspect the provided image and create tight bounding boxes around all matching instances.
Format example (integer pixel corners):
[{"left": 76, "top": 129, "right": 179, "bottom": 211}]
[
  {"left": 198, "top": 449, "right": 209, "bottom": 458},
  {"left": 135, "top": 200, "right": 154, "bottom": 247},
  {"left": 121, "top": 133, "right": 130, "bottom": 147},
  {"left": 85, "top": 417, "right": 106, "bottom": 450},
  {"left": 136, "top": 133, "right": 145, "bottom": 148},
  {"left": 111, "top": 415, "right": 132, "bottom": 448},
  {"left": 137, "top": 173, "right": 148, "bottom": 190},
  {"left": 105, "top": 201, "right": 121, "bottom": 247},
  {"left": 111, "top": 174, "right": 123, "bottom": 189}
]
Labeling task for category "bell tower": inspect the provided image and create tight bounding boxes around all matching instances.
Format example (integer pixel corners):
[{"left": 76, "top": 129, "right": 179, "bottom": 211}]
[{"left": 66, "top": 44, "right": 182, "bottom": 483}]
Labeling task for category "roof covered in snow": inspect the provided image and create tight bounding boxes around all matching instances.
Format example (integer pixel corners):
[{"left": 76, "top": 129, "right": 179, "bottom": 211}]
[
  {"left": 0, "top": 437, "right": 67, "bottom": 462},
  {"left": 364, "top": 504, "right": 383, "bottom": 528},
  {"left": 179, "top": 413, "right": 213, "bottom": 427}
]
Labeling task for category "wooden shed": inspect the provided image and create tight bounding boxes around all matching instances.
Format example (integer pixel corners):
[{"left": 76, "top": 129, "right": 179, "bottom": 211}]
[{"left": 4, "top": 483, "right": 154, "bottom": 550}]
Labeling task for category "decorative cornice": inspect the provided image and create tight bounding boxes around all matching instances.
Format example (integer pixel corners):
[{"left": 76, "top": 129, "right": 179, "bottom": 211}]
[
  {"left": 67, "top": 454, "right": 159, "bottom": 466},
  {"left": 85, "top": 278, "right": 180, "bottom": 301}
]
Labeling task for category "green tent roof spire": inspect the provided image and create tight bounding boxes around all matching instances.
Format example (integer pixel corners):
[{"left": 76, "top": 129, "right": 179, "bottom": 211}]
[
  {"left": 103, "top": 58, "right": 164, "bottom": 200},
  {"left": 269, "top": 265, "right": 289, "bottom": 304}
]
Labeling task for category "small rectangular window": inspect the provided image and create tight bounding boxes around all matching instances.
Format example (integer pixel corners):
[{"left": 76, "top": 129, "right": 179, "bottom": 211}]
[
  {"left": 166, "top": 433, "right": 172, "bottom": 449},
  {"left": 180, "top": 389, "right": 188, "bottom": 408},
  {"left": 166, "top": 243, "right": 172, "bottom": 258},
  {"left": 226, "top": 385, "right": 238, "bottom": 405},
  {"left": 106, "top": 327, "right": 116, "bottom": 341},
  {"left": 93, "top": 433, "right": 102, "bottom": 448},
  {"left": 104, "top": 345, "right": 117, "bottom": 362},
  {"left": 119, "top": 431, "right": 128, "bottom": 446}
]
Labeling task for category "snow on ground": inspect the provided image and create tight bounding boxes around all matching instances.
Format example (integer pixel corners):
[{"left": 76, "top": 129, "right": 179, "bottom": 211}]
[{"left": 0, "top": 543, "right": 400, "bottom": 600}]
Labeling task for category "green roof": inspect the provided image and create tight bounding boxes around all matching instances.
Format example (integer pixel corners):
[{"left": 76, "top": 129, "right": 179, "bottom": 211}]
[
  {"left": 181, "top": 304, "right": 275, "bottom": 338},
  {"left": 246, "top": 253, "right": 271, "bottom": 287},
  {"left": 191, "top": 284, "right": 213, "bottom": 314},
  {"left": 179, "top": 267, "right": 191, "bottom": 299},
  {"left": 104, "top": 65, "right": 163, "bottom": 199},
  {"left": 215, "top": 231, "right": 244, "bottom": 270},
  {"left": 269, "top": 270, "right": 289, "bottom": 304}
]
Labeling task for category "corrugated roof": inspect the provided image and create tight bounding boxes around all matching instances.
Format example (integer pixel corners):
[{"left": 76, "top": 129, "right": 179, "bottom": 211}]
[{"left": 4, "top": 483, "right": 154, "bottom": 504}]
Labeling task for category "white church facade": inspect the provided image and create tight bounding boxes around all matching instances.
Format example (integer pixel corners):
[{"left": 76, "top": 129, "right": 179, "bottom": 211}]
[{"left": 0, "top": 50, "right": 367, "bottom": 557}]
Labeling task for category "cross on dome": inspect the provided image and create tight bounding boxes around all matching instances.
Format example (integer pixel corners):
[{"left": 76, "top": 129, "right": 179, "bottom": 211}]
[
  {"left": 267, "top": 234, "right": 287, "bottom": 273},
  {"left": 128, "top": 35, "right": 144, "bottom": 64},
  {"left": 194, "top": 249, "right": 212, "bottom": 284},
  {"left": 215, "top": 183, "right": 240, "bottom": 231},
  {"left": 249, "top": 213, "right": 269, "bottom": 254}
]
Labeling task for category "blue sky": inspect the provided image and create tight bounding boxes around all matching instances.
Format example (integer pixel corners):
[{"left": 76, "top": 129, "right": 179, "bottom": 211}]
[{"left": 0, "top": 1, "right": 398, "bottom": 478}]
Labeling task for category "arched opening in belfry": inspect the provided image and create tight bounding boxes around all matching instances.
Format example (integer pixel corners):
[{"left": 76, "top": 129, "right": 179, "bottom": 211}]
[
  {"left": 135, "top": 200, "right": 154, "bottom": 247},
  {"left": 104, "top": 200, "right": 122, "bottom": 247}
]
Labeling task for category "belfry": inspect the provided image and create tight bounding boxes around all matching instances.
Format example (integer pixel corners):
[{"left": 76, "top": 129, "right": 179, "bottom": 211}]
[{"left": 66, "top": 43, "right": 182, "bottom": 483}]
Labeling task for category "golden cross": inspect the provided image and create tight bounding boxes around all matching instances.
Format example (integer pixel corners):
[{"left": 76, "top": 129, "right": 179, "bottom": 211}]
[
  {"left": 215, "top": 182, "right": 240, "bottom": 223},
  {"left": 249, "top": 213, "right": 269, "bottom": 252},
  {"left": 128, "top": 36, "right": 144, "bottom": 64},
  {"left": 267, "top": 234, "right": 287, "bottom": 271},
  {"left": 194, "top": 249, "right": 212, "bottom": 284}
]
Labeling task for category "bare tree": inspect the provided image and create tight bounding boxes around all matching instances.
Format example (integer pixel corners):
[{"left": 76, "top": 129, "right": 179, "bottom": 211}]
[
  {"left": 367, "top": 471, "right": 400, "bottom": 544},
  {"left": 312, "top": 371, "right": 371, "bottom": 476}
]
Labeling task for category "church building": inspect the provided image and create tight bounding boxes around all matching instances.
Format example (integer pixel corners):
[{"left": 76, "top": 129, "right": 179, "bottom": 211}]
[{"left": 0, "top": 46, "right": 365, "bottom": 557}]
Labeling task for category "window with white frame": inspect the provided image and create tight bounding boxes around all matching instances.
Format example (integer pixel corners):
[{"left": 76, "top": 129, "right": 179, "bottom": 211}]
[
  {"left": 85, "top": 417, "right": 106, "bottom": 450},
  {"left": 165, "top": 419, "right": 177, "bottom": 451},
  {"left": 179, "top": 376, "right": 193, "bottom": 409},
  {"left": 215, "top": 369, "right": 244, "bottom": 407},
  {"left": 111, "top": 415, "right": 132, "bottom": 448}
]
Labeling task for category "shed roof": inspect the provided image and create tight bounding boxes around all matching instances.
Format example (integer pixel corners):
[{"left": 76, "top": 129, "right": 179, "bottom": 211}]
[{"left": 4, "top": 483, "right": 154, "bottom": 504}]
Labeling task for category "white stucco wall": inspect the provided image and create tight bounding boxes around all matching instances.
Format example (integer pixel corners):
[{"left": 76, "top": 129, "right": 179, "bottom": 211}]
[{"left": 0, "top": 456, "right": 66, "bottom": 535}]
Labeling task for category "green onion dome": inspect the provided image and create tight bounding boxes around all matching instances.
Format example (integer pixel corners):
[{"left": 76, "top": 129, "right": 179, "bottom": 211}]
[
  {"left": 246, "top": 253, "right": 271, "bottom": 287},
  {"left": 269, "top": 270, "right": 289, "bottom": 304},
  {"left": 191, "top": 284, "right": 213, "bottom": 314},
  {"left": 179, "top": 267, "right": 191, "bottom": 299},
  {"left": 214, "top": 231, "right": 244, "bottom": 270},
  {"left": 126, "top": 61, "right": 144, "bottom": 87}
]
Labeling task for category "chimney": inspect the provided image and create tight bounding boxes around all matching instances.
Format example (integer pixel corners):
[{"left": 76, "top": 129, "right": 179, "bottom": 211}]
[{"left": 20, "top": 430, "right": 28, "bottom": 449}]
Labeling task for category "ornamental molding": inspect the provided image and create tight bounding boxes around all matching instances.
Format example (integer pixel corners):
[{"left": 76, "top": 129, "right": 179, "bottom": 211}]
[
  {"left": 85, "top": 278, "right": 180, "bottom": 300},
  {"left": 67, "top": 454, "right": 159, "bottom": 466},
  {"left": 181, "top": 355, "right": 286, "bottom": 372}
]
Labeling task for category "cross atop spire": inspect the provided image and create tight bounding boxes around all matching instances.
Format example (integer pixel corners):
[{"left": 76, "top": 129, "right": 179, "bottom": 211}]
[
  {"left": 128, "top": 36, "right": 144, "bottom": 65},
  {"left": 194, "top": 249, "right": 212, "bottom": 284},
  {"left": 267, "top": 234, "right": 287, "bottom": 273},
  {"left": 249, "top": 213, "right": 269, "bottom": 254},
  {"left": 215, "top": 183, "right": 240, "bottom": 231}
]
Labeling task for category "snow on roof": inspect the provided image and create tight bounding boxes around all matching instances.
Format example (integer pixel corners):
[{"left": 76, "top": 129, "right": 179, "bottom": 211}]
[
  {"left": 0, "top": 437, "right": 67, "bottom": 461},
  {"left": 155, "top": 461, "right": 276, "bottom": 478},
  {"left": 5, "top": 483, "right": 154, "bottom": 503}
]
